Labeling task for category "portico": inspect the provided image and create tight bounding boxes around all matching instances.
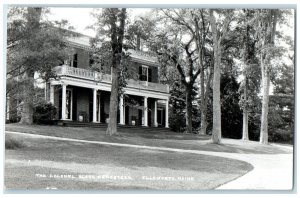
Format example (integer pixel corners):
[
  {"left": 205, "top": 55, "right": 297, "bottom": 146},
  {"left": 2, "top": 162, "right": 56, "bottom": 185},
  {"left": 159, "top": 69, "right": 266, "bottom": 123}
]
[{"left": 48, "top": 67, "right": 170, "bottom": 128}]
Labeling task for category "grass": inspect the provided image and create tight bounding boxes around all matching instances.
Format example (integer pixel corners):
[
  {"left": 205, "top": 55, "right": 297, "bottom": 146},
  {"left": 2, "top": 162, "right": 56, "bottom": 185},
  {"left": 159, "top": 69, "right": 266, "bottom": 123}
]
[
  {"left": 5, "top": 128, "right": 254, "bottom": 190},
  {"left": 5, "top": 123, "right": 293, "bottom": 190},
  {"left": 5, "top": 134, "right": 25, "bottom": 150},
  {"left": 6, "top": 123, "right": 292, "bottom": 154}
]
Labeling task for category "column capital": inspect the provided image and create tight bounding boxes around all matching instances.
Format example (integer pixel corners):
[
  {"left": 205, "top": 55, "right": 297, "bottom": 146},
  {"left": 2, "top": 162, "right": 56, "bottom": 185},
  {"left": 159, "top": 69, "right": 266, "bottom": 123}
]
[{"left": 61, "top": 82, "right": 68, "bottom": 87}]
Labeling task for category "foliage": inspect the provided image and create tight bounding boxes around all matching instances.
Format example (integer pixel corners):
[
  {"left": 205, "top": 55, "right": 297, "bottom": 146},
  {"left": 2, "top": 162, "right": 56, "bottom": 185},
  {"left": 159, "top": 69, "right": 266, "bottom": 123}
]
[
  {"left": 90, "top": 8, "right": 127, "bottom": 135},
  {"left": 169, "top": 81, "right": 200, "bottom": 132},
  {"left": 7, "top": 7, "right": 75, "bottom": 124},
  {"left": 90, "top": 9, "right": 133, "bottom": 96},
  {"left": 220, "top": 75, "right": 243, "bottom": 139},
  {"left": 33, "top": 100, "right": 57, "bottom": 124},
  {"left": 7, "top": 7, "right": 73, "bottom": 80}
]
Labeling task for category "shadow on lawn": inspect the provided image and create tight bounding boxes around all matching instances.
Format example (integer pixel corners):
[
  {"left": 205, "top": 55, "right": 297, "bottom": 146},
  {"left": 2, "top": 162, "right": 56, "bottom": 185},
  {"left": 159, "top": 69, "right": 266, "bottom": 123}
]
[{"left": 5, "top": 123, "right": 292, "bottom": 155}]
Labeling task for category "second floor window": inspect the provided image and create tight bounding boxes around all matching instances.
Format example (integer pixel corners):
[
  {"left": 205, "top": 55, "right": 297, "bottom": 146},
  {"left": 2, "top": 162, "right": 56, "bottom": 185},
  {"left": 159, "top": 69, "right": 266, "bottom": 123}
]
[
  {"left": 139, "top": 66, "right": 148, "bottom": 81},
  {"left": 72, "top": 53, "right": 78, "bottom": 68}
]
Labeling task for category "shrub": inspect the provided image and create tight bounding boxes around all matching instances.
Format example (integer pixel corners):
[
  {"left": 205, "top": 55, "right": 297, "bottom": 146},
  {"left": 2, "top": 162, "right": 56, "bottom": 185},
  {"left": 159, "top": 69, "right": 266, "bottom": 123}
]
[
  {"left": 33, "top": 101, "right": 57, "bottom": 124},
  {"left": 169, "top": 113, "right": 186, "bottom": 132},
  {"left": 5, "top": 137, "right": 25, "bottom": 150},
  {"left": 269, "top": 127, "right": 293, "bottom": 144}
]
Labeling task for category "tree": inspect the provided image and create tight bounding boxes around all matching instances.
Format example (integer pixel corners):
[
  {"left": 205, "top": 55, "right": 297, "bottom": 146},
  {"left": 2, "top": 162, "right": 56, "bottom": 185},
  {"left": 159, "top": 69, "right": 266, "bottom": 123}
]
[
  {"left": 7, "top": 7, "right": 71, "bottom": 124},
  {"left": 98, "top": 8, "right": 127, "bottom": 136},
  {"left": 192, "top": 10, "right": 213, "bottom": 135},
  {"left": 156, "top": 9, "right": 211, "bottom": 134},
  {"left": 220, "top": 74, "right": 243, "bottom": 139},
  {"left": 255, "top": 10, "right": 279, "bottom": 144},
  {"left": 236, "top": 9, "right": 262, "bottom": 141},
  {"left": 268, "top": 55, "right": 294, "bottom": 143},
  {"left": 209, "top": 9, "right": 233, "bottom": 144}
]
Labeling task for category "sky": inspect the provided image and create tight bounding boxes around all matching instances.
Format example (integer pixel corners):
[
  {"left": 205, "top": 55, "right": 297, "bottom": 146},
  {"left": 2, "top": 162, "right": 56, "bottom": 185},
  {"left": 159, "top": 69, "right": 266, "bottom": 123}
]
[
  {"left": 47, "top": 8, "right": 151, "bottom": 37},
  {"left": 47, "top": 8, "right": 97, "bottom": 37}
]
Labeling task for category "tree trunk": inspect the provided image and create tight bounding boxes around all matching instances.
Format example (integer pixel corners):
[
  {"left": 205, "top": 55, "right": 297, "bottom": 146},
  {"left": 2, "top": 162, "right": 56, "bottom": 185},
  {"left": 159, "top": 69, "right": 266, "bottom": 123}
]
[
  {"left": 185, "top": 85, "right": 193, "bottom": 133},
  {"left": 200, "top": 109, "right": 207, "bottom": 135},
  {"left": 19, "top": 70, "right": 35, "bottom": 124},
  {"left": 105, "top": 8, "right": 126, "bottom": 136},
  {"left": 199, "top": 68, "right": 207, "bottom": 135},
  {"left": 259, "top": 10, "right": 278, "bottom": 144},
  {"left": 260, "top": 62, "right": 270, "bottom": 144},
  {"left": 242, "top": 14, "right": 250, "bottom": 141},
  {"left": 210, "top": 10, "right": 222, "bottom": 144},
  {"left": 106, "top": 66, "right": 119, "bottom": 135},
  {"left": 242, "top": 77, "right": 249, "bottom": 140},
  {"left": 212, "top": 48, "right": 222, "bottom": 144},
  {"left": 242, "top": 85, "right": 249, "bottom": 141},
  {"left": 19, "top": 7, "right": 42, "bottom": 125}
]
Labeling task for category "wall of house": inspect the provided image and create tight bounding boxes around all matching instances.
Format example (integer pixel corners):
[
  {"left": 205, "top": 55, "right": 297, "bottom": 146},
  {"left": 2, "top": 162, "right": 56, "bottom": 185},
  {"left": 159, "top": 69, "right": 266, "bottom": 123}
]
[
  {"left": 128, "top": 107, "right": 139, "bottom": 125},
  {"left": 129, "top": 61, "right": 159, "bottom": 83},
  {"left": 53, "top": 85, "right": 60, "bottom": 120},
  {"left": 75, "top": 87, "right": 91, "bottom": 122},
  {"left": 75, "top": 48, "right": 90, "bottom": 70},
  {"left": 70, "top": 47, "right": 161, "bottom": 84},
  {"left": 102, "top": 92, "right": 110, "bottom": 120}
]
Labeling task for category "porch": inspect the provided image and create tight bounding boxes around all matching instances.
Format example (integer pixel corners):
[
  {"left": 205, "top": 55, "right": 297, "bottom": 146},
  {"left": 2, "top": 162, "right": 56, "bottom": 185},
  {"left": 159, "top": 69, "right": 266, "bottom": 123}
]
[
  {"left": 46, "top": 85, "right": 169, "bottom": 128},
  {"left": 53, "top": 65, "right": 169, "bottom": 93}
]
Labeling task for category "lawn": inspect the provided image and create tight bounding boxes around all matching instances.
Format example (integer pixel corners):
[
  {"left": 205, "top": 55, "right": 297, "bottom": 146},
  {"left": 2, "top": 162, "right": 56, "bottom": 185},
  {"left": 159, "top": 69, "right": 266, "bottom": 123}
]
[
  {"left": 6, "top": 123, "right": 292, "bottom": 154},
  {"left": 5, "top": 123, "right": 293, "bottom": 190},
  {"left": 5, "top": 132, "right": 253, "bottom": 190}
]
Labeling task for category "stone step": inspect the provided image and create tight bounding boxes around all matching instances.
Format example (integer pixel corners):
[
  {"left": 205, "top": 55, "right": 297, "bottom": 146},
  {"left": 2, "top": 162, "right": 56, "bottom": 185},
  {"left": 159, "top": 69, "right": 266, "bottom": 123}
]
[{"left": 56, "top": 120, "right": 172, "bottom": 133}]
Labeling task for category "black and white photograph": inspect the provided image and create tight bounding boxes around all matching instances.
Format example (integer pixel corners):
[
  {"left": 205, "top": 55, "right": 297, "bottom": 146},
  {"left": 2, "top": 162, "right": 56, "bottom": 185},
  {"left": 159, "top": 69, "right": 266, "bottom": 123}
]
[{"left": 1, "top": 0, "right": 296, "bottom": 194}]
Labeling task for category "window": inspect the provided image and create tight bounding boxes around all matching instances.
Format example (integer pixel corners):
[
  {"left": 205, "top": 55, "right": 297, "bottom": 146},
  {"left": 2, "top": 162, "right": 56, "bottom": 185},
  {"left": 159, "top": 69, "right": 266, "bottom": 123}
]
[
  {"left": 72, "top": 53, "right": 78, "bottom": 68},
  {"left": 139, "top": 66, "right": 148, "bottom": 81}
]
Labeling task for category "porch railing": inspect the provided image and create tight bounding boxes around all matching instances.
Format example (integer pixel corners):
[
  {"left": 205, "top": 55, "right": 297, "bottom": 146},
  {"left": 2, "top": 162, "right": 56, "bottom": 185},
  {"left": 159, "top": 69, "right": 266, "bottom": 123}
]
[{"left": 53, "top": 65, "right": 169, "bottom": 93}]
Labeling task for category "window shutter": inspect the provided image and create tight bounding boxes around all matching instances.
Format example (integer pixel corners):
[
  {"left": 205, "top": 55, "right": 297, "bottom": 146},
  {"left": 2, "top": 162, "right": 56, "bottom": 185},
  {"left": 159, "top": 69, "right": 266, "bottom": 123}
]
[
  {"left": 148, "top": 68, "right": 152, "bottom": 82},
  {"left": 139, "top": 66, "right": 142, "bottom": 80},
  {"left": 73, "top": 53, "right": 78, "bottom": 68}
]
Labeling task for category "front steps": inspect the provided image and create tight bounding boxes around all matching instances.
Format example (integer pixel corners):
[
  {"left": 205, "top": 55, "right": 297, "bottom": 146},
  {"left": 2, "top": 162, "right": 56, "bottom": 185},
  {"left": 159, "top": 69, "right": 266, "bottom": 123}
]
[{"left": 56, "top": 120, "right": 171, "bottom": 132}]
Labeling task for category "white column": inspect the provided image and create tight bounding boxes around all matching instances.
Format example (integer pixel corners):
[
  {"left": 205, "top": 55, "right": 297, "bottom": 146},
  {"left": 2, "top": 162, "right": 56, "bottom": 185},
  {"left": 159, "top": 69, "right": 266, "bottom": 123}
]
[
  {"left": 144, "top": 96, "right": 148, "bottom": 127},
  {"left": 98, "top": 92, "right": 101, "bottom": 122},
  {"left": 119, "top": 94, "right": 124, "bottom": 125},
  {"left": 154, "top": 99, "right": 158, "bottom": 127},
  {"left": 93, "top": 88, "right": 97, "bottom": 122},
  {"left": 50, "top": 85, "right": 54, "bottom": 104},
  {"left": 165, "top": 99, "right": 169, "bottom": 128},
  {"left": 61, "top": 84, "right": 67, "bottom": 120}
]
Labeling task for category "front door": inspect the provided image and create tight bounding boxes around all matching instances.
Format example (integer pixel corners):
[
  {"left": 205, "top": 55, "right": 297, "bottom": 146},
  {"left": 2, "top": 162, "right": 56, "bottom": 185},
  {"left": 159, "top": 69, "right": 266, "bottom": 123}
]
[{"left": 157, "top": 109, "right": 162, "bottom": 126}]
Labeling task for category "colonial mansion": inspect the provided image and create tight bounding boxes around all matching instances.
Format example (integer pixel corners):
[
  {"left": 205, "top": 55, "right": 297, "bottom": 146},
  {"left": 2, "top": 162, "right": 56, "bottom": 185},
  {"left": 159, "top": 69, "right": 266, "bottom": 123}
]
[{"left": 44, "top": 33, "right": 170, "bottom": 128}]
